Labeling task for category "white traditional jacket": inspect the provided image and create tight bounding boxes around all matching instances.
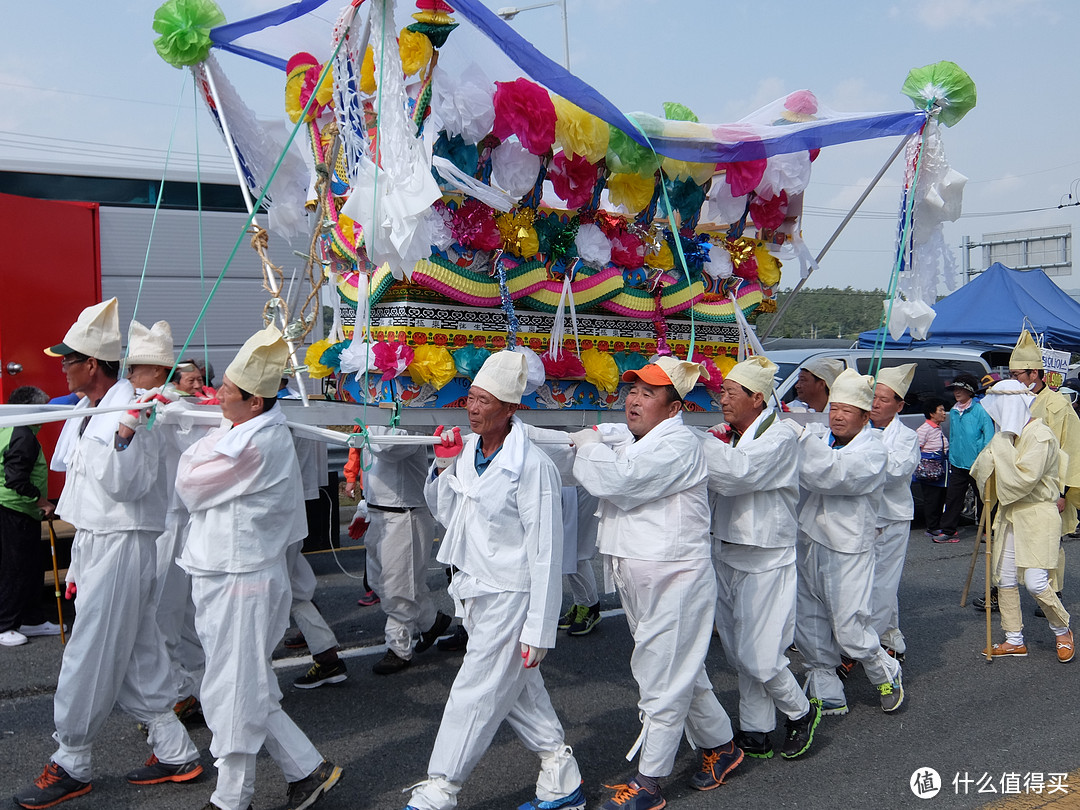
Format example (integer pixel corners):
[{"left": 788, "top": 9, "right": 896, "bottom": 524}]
[{"left": 874, "top": 416, "right": 920, "bottom": 527}]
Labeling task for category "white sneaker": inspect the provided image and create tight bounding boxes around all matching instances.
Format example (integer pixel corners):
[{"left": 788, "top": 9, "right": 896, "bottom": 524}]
[
  {"left": 0, "top": 630, "right": 28, "bottom": 647},
  {"left": 19, "top": 622, "right": 65, "bottom": 637}
]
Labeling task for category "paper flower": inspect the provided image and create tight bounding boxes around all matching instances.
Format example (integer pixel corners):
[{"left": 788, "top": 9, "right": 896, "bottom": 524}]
[
  {"left": 431, "top": 64, "right": 495, "bottom": 144},
  {"left": 607, "top": 121, "right": 656, "bottom": 176},
  {"left": 318, "top": 340, "right": 350, "bottom": 371},
  {"left": 152, "top": 0, "right": 226, "bottom": 68},
  {"left": 493, "top": 78, "right": 556, "bottom": 156},
  {"left": 339, "top": 339, "right": 378, "bottom": 375},
  {"left": 428, "top": 201, "right": 454, "bottom": 251},
  {"left": 718, "top": 159, "right": 767, "bottom": 198},
  {"left": 304, "top": 339, "right": 336, "bottom": 379},
  {"left": 496, "top": 209, "right": 540, "bottom": 257},
  {"left": 705, "top": 241, "right": 734, "bottom": 279},
  {"left": 360, "top": 46, "right": 377, "bottom": 95},
  {"left": 704, "top": 179, "right": 747, "bottom": 225},
  {"left": 453, "top": 345, "right": 490, "bottom": 379},
  {"left": 749, "top": 190, "right": 789, "bottom": 231},
  {"left": 285, "top": 53, "right": 333, "bottom": 123},
  {"left": 664, "top": 176, "right": 707, "bottom": 223},
  {"left": 450, "top": 198, "right": 501, "bottom": 251},
  {"left": 754, "top": 243, "right": 782, "bottom": 288},
  {"left": 691, "top": 352, "right": 723, "bottom": 392},
  {"left": 607, "top": 171, "right": 655, "bottom": 214},
  {"left": 606, "top": 224, "right": 646, "bottom": 269},
  {"left": 575, "top": 223, "right": 612, "bottom": 268},
  {"left": 548, "top": 151, "right": 599, "bottom": 210},
  {"left": 541, "top": 349, "right": 587, "bottom": 379},
  {"left": 372, "top": 341, "right": 414, "bottom": 381},
  {"left": 581, "top": 348, "right": 619, "bottom": 393},
  {"left": 552, "top": 95, "right": 609, "bottom": 163},
  {"left": 902, "top": 61, "right": 976, "bottom": 127},
  {"left": 491, "top": 140, "right": 543, "bottom": 199},
  {"left": 612, "top": 351, "right": 648, "bottom": 375},
  {"left": 407, "top": 344, "right": 455, "bottom": 389},
  {"left": 644, "top": 238, "right": 674, "bottom": 271},
  {"left": 756, "top": 153, "right": 811, "bottom": 198},
  {"left": 398, "top": 27, "right": 433, "bottom": 76}
]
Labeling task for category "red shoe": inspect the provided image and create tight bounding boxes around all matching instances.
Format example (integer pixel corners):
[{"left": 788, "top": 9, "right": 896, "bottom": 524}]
[{"left": 356, "top": 590, "right": 380, "bottom": 607}]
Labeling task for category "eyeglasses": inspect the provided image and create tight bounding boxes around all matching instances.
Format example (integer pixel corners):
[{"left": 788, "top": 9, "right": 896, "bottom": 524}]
[
  {"left": 61, "top": 357, "right": 88, "bottom": 370},
  {"left": 1008, "top": 370, "right": 1034, "bottom": 380}
]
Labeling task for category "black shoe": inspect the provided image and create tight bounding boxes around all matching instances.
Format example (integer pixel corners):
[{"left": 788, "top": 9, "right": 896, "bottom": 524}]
[
  {"left": 284, "top": 630, "right": 308, "bottom": 650},
  {"left": 780, "top": 699, "right": 821, "bottom": 759},
  {"left": 732, "top": 729, "right": 773, "bottom": 759},
  {"left": 294, "top": 659, "right": 348, "bottom": 689},
  {"left": 836, "top": 655, "right": 858, "bottom": 681},
  {"left": 973, "top": 586, "right": 999, "bottom": 612},
  {"left": 286, "top": 760, "right": 342, "bottom": 810},
  {"left": 1034, "top": 592, "right": 1063, "bottom": 619},
  {"left": 125, "top": 755, "right": 203, "bottom": 784},
  {"left": 14, "top": 762, "right": 92, "bottom": 808},
  {"left": 436, "top": 624, "right": 468, "bottom": 652},
  {"left": 568, "top": 604, "right": 601, "bottom": 636},
  {"left": 557, "top": 606, "right": 576, "bottom": 630},
  {"left": 415, "top": 611, "right": 453, "bottom": 654},
  {"left": 372, "top": 649, "right": 411, "bottom": 675},
  {"left": 883, "top": 645, "right": 906, "bottom": 664}
]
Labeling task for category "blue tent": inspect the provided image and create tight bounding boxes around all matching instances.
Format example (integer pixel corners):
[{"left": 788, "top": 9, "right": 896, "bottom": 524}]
[{"left": 858, "top": 263, "right": 1080, "bottom": 352}]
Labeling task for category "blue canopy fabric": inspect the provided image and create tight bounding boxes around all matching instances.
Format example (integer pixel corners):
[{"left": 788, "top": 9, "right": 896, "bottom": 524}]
[{"left": 859, "top": 263, "right": 1080, "bottom": 352}]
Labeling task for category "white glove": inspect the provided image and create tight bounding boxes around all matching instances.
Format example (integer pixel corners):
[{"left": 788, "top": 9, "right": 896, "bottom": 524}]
[
  {"left": 520, "top": 643, "right": 547, "bottom": 668},
  {"left": 569, "top": 427, "right": 602, "bottom": 448},
  {"left": 119, "top": 409, "right": 147, "bottom": 432}
]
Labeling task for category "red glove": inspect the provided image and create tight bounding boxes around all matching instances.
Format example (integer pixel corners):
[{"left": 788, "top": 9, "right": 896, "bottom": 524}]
[
  {"left": 197, "top": 386, "right": 219, "bottom": 405},
  {"left": 433, "top": 426, "right": 463, "bottom": 469},
  {"left": 348, "top": 515, "right": 369, "bottom": 541},
  {"left": 65, "top": 582, "right": 77, "bottom": 600}
]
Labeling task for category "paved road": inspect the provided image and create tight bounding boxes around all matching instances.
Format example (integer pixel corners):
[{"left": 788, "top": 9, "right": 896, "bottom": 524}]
[{"left": 1, "top": 526, "right": 1078, "bottom": 809}]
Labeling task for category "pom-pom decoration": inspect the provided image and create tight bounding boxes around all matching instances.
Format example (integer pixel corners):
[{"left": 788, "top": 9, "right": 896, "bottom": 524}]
[
  {"left": 304, "top": 338, "right": 336, "bottom": 378},
  {"left": 492, "top": 78, "right": 556, "bottom": 156},
  {"left": 691, "top": 352, "right": 723, "bottom": 392},
  {"left": 152, "top": 0, "right": 226, "bottom": 68},
  {"left": 407, "top": 344, "right": 456, "bottom": 389},
  {"left": 541, "top": 349, "right": 587, "bottom": 379},
  {"left": 398, "top": 27, "right": 434, "bottom": 76},
  {"left": 453, "top": 345, "right": 491, "bottom": 379},
  {"left": 901, "top": 61, "right": 976, "bottom": 127},
  {"left": 372, "top": 341, "right": 415, "bottom": 382},
  {"left": 285, "top": 53, "right": 334, "bottom": 123},
  {"left": 581, "top": 348, "right": 619, "bottom": 393},
  {"left": 548, "top": 151, "right": 599, "bottom": 210},
  {"left": 450, "top": 199, "right": 501, "bottom": 251},
  {"left": 612, "top": 351, "right": 648, "bottom": 375},
  {"left": 491, "top": 140, "right": 543, "bottom": 199},
  {"left": 552, "top": 95, "right": 610, "bottom": 163},
  {"left": 607, "top": 172, "right": 655, "bottom": 214},
  {"left": 574, "top": 223, "right": 612, "bottom": 268}
]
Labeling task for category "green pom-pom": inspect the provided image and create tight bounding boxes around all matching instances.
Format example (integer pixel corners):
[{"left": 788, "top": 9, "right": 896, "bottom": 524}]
[
  {"left": 406, "top": 21, "right": 459, "bottom": 49},
  {"left": 152, "top": 0, "right": 226, "bottom": 68},
  {"left": 662, "top": 102, "right": 698, "bottom": 122},
  {"left": 901, "top": 61, "right": 976, "bottom": 127},
  {"left": 607, "top": 122, "right": 656, "bottom": 176}
]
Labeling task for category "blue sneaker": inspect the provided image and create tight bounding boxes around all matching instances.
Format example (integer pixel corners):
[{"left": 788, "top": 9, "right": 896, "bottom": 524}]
[
  {"left": 518, "top": 782, "right": 586, "bottom": 809},
  {"left": 600, "top": 780, "right": 666, "bottom": 809},
  {"left": 688, "top": 740, "right": 743, "bottom": 791}
]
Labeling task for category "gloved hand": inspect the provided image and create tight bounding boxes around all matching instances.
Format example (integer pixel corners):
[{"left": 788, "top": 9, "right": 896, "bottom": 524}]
[
  {"left": 348, "top": 501, "right": 370, "bottom": 540},
  {"left": 197, "top": 386, "right": 219, "bottom": 405},
  {"left": 569, "top": 427, "right": 602, "bottom": 448},
  {"left": 520, "top": 643, "right": 547, "bottom": 668},
  {"left": 708, "top": 423, "right": 734, "bottom": 443},
  {"left": 65, "top": 582, "right": 77, "bottom": 600},
  {"left": 119, "top": 407, "right": 148, "bottom": 432},
  {"left": 139, "top": 385, "right": 182, "bottom": 406},
  {"left": 433, "top": 426, "right": 464, "bottom": 469}
]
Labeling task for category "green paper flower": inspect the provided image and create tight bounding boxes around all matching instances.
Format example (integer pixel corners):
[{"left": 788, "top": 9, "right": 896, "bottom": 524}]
[
  {"left": 662, "top": 101, "right": 699, "bottom": 123},
  {"left": 153, "top": 0, "right": 226, "bottom": 68},
  {"left": 901, "top": 61, "right": 976, "bottom": 127},
  {"left": 607, "top": 121, "right": 656, "bottom": 177}
]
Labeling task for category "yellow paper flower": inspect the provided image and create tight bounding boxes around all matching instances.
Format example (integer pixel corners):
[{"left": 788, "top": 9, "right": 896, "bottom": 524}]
[
  {"left": 661, "top": 157, "right": 716, "bottom": 185},
  {"left": 304, "top": 339, "right": 335, "bottom": 379},
  {"left": 645, "top": 239, "right": 674, "bottom": 271},
  {"left": 496, "top": 209, "right": 539, "bottom": 258},
  {"left": 399, "top": 27, "right": 433, "bottom": 76},
  {"left": 714, "top": 354, "right": 737, "bottom": 377},
  {"left": 606, "top": 172, "right": 655, "bottom": 213},
  {"left": 753, "top": 243, "right": 782, "bottom": 288},
  {"left": 581, "top": 348, "right": 619, "bottom": 393},
  {"left": 407, "top": 345, "right": 456, "bottom": 390},
  {"left": 360, "top": 46, "right": 376, "bottom": 94},
  {"left": 552, "top": 95, "right": 609, "bottom": 163}
]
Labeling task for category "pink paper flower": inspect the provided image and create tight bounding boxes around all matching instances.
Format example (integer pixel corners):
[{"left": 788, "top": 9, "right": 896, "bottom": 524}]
[
  {"left": 548, "top": 151, "right": 599, "bottom": 209},
  {"left": 450, "top": 199, "right": 501, "bottom": 252},
  {"left": 749, "top": 190, "right": 789, "bottom": 231},
  {"left": 372, "top": 341, "right": 415, "bottom": 381},
  {"left": 605, "top": 223, "right": 646, "bottom": 269},
  {"left": 492, "top": 78, "right": 556, "bottom": 156},
  {"left": 718, "top": 159, "right": 767, "bottom": 198},
  {"left": 541, "top": 349, "right": 587, "bottom": 379}
]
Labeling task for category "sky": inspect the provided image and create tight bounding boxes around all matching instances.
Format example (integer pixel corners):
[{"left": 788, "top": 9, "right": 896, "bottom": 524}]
[{"left": 2, "top": 0, "right": 1078, "bottom": 297}]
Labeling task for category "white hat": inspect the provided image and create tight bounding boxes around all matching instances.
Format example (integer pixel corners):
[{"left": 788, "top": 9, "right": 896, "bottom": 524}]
[
  {"left": 875, "top": 363, "right": 916, "bottom": 399},
  {"left": 1008, "top": 329, "right": 1043, "bottom": 371},
  {"left": 225, "top": 326, "right": 290, "bottom": 398},
  {"left": 622, "top": 355, "right": 708, "bottom": 400},
  {"left": 472, "top": 350, "right": 529, "bottom": 404},
  {"left": 829, "top": 368, "right": 875, "bottom": 411},
  {"left": 802, "top": 357, "right": 844, "bottom": 388},
  {"left": 725, "top": 355, "right": 778, "bottom": 397},
  {"left": 126, "top": 320, "right": 176, "bottom": 368},
  {"left": 45, "top": 298, "right": 122, "bottom": 361}
]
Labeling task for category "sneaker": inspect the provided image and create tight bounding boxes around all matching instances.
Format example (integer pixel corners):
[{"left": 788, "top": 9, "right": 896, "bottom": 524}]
[
  {"left": 973, "top": 589, "right": 999, "bottom": 612},
  {"left": 883, "top": 646, "right": 905, "bottom": 664},
  {"left": 1035, "top": 592, "right": 1064, "bottom": 619},
  {"left": 732, "top": 729, "right": 773, "bottom": 759},
  {"left": 284, "top": 631, "right": 308, "bottom": 649},
  {"left": 1, "top": 629, "right": 28, "bottom": 647},
  {"left": 125, "top": 755, "right": 203, "bottom": 784},
  {"left": 173, "top": 695, "right": 202, "bottom": 723},
  {"left": 600, "top": 780, "right": 666, "bottom": 809},
  {"left": 820, "top": 701, "right": 849, "bottom": 717},
  {"left": 14, "top": 762, "right": 92, "bottom": 808},
  {"left": 294, "top": 659, "right": 348, "bottom": 689},
  {"left": 436, "top": 625, "right": 468, "bottom": 652},
  {"left": 558, "top": 606, "right": 577, "bottom": 630},
  {"left": 780, "top": 699, "right": 821, "bottom": 759},
  {"left": 688, "top": 740, "right": 743, "bottom": 790},
  {"left": 415, "top": 611, "right": 453, "bottom": 654},
  {"left": 372, "top": 649, "right": 411, "bottom": 675},
  {"left": 286, "top": 760, "right": 342, "bottom": 810},
  {"left": 878, "top": 673, "right": 904, "bottom": 712},
  {"left": 933, "top": 531, "right": 960, "bottom": 543},
  {"left": 835, "top": 655, "right": 857, "bottom": 681},
  {"left": 356, "top": 590, "right": 380, "bottom": 607},
  {"left": 18, "top": 622, "right": 66, "bottom": 637},
  {"left": 924, "top": 529, "right": 943, "bottom": 538},
  {"left": 568, "top": 604, "right": 601, "bottom": 637},
  {"left": 518, "top": 782, "right": 587, "bottom": 809},
  {"left": 1056, "top": 630, "right": 1075, "bottom": 663},
  {"left": 201, "top": 804, "right": 251, "bottom": 810},
  {"left": 985, "top": 641, "right": 1028, "bottom": 657}
]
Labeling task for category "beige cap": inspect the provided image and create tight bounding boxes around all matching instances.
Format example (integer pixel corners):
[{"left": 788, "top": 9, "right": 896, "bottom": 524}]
[
  {"left": 725, "top": 355, "right": 778, "bottom": 396},
  {"left": 225, "top": 326, "right": 290, "bottom": 398},
  {"left": 875, "top": 363, "right": 916, "bottom": 399},
  {"left": 829, "top": 368, "right": 875, "bottom": 411},
  {"left": 45, "top": 298, "right": 122, "bottom": 361},
  {"left": 622, "top": 355, "right": 708, "bottom": 400},
  {"left": 1008, "top": 330, "right": 1043, "bottom": 371},
  {"left": 802, "top": 357, "right": 844, "bottom": 388},
  {"left": 472, "top": 350, "right": 529, "bottom": 404},
  {"left": 126, "top": 320, "right": 175, "bottom": 368}
]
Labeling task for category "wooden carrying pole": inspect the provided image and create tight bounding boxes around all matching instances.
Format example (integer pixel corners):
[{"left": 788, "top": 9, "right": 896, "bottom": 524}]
[
  {"left": 45, "top": 517, "right": 66, "bottom": 645},
  {"left": 958, "top": 503, "right": 993, "bottom": 661}
]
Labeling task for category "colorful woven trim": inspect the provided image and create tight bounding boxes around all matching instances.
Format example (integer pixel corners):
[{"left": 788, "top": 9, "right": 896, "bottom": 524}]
[
  {"left": 336, "top": 265, "right": 397, "bottom": 307},
  {"left": 518, "top": 266, "right": 625, "bottom": 313},
  {"left": 600, "top": 273, "right": 703, "bottom": 318},
  {"left": 410, "top": 255, "right": 549, "bottom": 307},
  {"left": 691, "top": 283, "right": 764, "bottom": 323}
]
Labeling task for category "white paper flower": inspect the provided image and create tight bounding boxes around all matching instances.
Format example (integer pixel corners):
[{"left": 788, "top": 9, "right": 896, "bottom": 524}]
[
  {"left": 574, "top": 223, "right": 612, "bottom": 268},
  {"left": 431, "top": 64, "right": 496, "bottom": 145},
  {"left": 705, "top": 178, "right": 748, "bottom": 225},
  {"left": 705, "top": 243, "right": 734, "bottom": 279},
  {"left": 756, "top": 153, "right": 811, "bottom": 198},
  {"left": 339, "top": 339, "right": 377, "bottom": 375},
  {"left": 491, "top": 140, "right": 543, "bottom": 200}
]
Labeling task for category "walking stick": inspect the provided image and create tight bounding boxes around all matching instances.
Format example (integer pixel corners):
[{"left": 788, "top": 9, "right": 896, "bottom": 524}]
[
  {"left": 45, "top": 517, "right": 66, "bottom": 645},
  {"left": 960, "top": 502, "right": 990, "bottom": 606},
  {"left": 983, "top": 510, "right": 993, "bottom": 663}
]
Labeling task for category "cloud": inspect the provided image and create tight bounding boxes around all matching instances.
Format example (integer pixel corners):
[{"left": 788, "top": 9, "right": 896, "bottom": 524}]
[{"left": 911, "top": 0, "right": 1052, "bottom": 29}]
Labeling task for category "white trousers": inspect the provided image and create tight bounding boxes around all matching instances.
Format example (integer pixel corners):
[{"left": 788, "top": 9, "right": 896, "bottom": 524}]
[
  {"left": 412, "top": 590, "right": 580, "bottom": 810},
  {"left": 365, "top": 507, "right": 438, "bottom": 659},
  {"left": 287, "top": 544, "right": 339, "bottom": 657},
  {"left": 52, "top": 530, "right": 197, "bottom": 781},
  {"left": 870, "top": 521, "right": 910, "bottom": 654},
  {"left": 795, "top": 540, "right": 900, "bottom": 706},
  {"left": 154, "top": 514, "right": 204, "bottom": 701},
  {"left": 713, "top": 556, "right": 809, "bottom": 733},
  {"left": 611, "top": 555, "right": 732, "bottom": 778},
  {"left": 191, "top": 560, "right": 323, "bottom": 810}
]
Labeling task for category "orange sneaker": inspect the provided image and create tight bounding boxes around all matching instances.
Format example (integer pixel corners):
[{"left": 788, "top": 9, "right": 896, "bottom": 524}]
[
  {"left": 984, "top": 641, "right": 1028, "bottom": 657},
  {"left": 1056, "top": 630, "right": 1075, "bottom": 663}
]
